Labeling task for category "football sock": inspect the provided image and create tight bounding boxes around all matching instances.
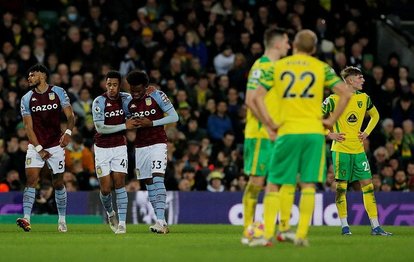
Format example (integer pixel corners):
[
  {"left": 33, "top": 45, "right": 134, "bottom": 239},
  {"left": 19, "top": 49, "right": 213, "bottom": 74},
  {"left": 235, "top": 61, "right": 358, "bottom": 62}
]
[
  {"left": 153, "top": 176, "right": 166, "bottom": 221},
  {"left": 115, "top": 187, "right": 128, "bottom": 223},
  {"left": 336, "top": 181, "right": 348, "bottom": 227},
  {"left": 100, "top": 191, "right": 114, "bottom": 214},
  {"left": 279, "top": 184, "right": 295, "bottom": 232},
  {"left": 263, "top": 191, "right": 280, "bottom": 240},
  {"left": 296, "top": 187, "right": 315, "bottom": 240},
  {"left": 242, "top": 182, "right": 262, "bottom": 230},
  {"left": 146, "top": 183, "right": 157, "bottom": 213},
  {"left": 55, "top": 186, "right": 67, "bottom": 223},
  {"left": 362, "top": 183, "right": 379, "bottom": 228},
  {"left": 23, "top": 187, "right": 36, "bottom": 222}
]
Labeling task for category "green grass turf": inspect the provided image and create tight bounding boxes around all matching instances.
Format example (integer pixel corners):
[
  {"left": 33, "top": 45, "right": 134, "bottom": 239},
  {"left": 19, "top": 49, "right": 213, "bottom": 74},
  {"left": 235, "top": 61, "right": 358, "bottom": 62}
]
[{"left": 0, "top": 224, "right": 412, "bottom": 262}]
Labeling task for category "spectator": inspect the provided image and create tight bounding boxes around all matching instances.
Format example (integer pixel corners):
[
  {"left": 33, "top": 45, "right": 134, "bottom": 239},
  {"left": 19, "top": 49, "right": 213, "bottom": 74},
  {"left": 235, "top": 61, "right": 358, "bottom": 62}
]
[
  {"left": 207, "top": 101, "right": 233, "bottom": 143},
  {"left": 206, "top": 171, "right": 225, "bottom": 192}
]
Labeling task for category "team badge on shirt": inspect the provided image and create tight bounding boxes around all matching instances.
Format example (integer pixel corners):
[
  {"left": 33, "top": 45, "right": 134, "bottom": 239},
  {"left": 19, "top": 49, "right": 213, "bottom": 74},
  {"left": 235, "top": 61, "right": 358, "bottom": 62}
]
[
  {"left": 136, "top": 169, "right": 141, "bottom": 178},
  {"left": 145, "top": 97, "right": 152, "bottom": 106},
  {"left": 96, "top": 166, "right": 102, "bottom": 175},
  {"left": 49, "top": 93, "right": 55, "bottom": 100},
  {"left": 357, "top": 101, "right": 363, "bottom": 108},
  {"left": 26, "top": 158, "right": 31, "bottom": 165}
]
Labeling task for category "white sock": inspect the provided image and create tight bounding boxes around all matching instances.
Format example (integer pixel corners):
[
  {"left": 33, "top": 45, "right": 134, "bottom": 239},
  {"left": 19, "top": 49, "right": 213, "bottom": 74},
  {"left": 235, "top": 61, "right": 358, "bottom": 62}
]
[
  {"left": 119, "top": 221, "right": 126, "bottom": 227},
  {"left": 370, "top": 218, "right": 380, "bottom": 228},
  {"left": 24, "top": 215, "right": 30, "bottom": 222},
  {"left": 340, "top": 218, "right": 349, "bottom": 228},
  {"left": 59, "top": 215, "right": 66, "bottom": 223}
]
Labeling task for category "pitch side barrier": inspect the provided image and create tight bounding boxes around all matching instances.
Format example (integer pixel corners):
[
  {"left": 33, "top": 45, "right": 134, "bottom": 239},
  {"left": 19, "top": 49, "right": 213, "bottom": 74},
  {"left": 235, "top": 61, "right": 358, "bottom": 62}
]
[{"left": 0, "top": 192, "right": 413, "bottom": 225}]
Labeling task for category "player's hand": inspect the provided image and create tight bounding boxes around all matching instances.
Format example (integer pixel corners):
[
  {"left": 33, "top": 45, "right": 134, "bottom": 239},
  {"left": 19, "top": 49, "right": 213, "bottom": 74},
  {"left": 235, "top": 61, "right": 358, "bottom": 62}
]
[
  {"left": 39, "top": 149, "right": 52, "bottom": 160},
  {"left": 322, "top": 118, "right": 335, "bottom": 130},
  {"left": 327, "top": 132, "right": 346, "bottom": 142},
  {"left": 136, "top": 117, "right": 153, "bottom": 128},
  {"left": 358, "top": 131, "right": 368, "bottom": 141},
  {"left": 59, "top": 133, "right": 71, "bottom": 147},
  {"left": 145, "top": 85, "right": 158, "bottom": 95},
  {"left": 126, "top": 118, "right": 139, "bottom": 129}
]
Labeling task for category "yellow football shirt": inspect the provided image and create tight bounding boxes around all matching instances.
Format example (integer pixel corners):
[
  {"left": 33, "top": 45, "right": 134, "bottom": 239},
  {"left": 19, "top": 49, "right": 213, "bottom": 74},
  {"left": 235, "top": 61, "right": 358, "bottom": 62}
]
[
  {"left": 245, "top": 56, "right": 275, "bottom": 139},
  {"left": 265, "top": 54, "right": 342, "bottom": 136},
  {"left": 322, "top": 91, "right": 375, "bottom": 153}
]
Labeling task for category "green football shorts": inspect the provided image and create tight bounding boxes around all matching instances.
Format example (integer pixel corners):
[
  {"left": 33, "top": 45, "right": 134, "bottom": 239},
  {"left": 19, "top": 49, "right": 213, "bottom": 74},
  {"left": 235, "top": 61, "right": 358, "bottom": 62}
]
[
  {"left": 243, "top": 138, "right": 273, "bottom": 176},
  {"left": 332, "top": 151, "right": 372, "bottom": 182},
  {"left": 267, "top": 134, "right": 326, "bottom": 185}
]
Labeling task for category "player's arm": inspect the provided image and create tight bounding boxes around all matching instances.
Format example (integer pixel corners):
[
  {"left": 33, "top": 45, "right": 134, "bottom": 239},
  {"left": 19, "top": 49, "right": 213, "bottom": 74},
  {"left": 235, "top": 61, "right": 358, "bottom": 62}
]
[
  {"left": 359, "top": 104, "right": 380, "bottom": 141},
  {"left": 245, "top": 88, "right": 265, "bottom": 121},
  {"left": 54, "top": 87, "right": 75, "bottom": 147},
  {"left": 92, "top": 97, "right": 136, "bottom": 134},
  {"left": 322, "top": 96, "right": 345, "bottom": 142},
  {"left": 20, "top": 93, "right": 51, "bottom": 159},
  {"left": 253, "top": 85, "right": 278, "bottom": 140},
  {"left": 322, "top": 66, "right": 352, "bottom": 129},
  {"left": 136, "top": 91, "right": 179, "bottom": 127},
  {"left": 23, "top": 115, "right": 52, "bottom": 160}
]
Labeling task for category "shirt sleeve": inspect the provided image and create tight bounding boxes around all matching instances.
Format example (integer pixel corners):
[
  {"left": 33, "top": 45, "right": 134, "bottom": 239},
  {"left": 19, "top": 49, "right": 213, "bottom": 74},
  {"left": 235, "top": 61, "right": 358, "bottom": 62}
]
[
  {"left": 20, "top": 91, "right": 33, "bottom": 117},
  {"left": 151, "top": 91, "right": 173, "bottom": 112},
  {"left": 92, "top": 96, "right": 106, "bottom": 122},
  {"left": 322, "top": 96, "right": 335, "bottom": 114},
  {"left": 323, "top": 64, "right": 342, "bottom": 90},
  {"left": 120, "top": 92, "right": 133, "bottom": 118},
  {"left": 52, "top": 86, "right": 71, "bottom": 108}
]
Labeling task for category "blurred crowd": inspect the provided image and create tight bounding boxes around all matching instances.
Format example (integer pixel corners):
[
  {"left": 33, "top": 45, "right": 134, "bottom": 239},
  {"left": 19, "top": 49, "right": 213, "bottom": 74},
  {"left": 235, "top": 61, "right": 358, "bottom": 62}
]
[{"left": 0, "top": 0, "right": 414, "bottom": 198}]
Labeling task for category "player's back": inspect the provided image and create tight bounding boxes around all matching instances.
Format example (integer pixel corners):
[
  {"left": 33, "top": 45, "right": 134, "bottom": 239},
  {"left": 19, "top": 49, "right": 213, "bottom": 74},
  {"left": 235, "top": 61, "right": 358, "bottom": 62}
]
[
  {"left": 245, "top": 56, "right": 274, "bottom": 139},
  {"left": 268, "top": 54, "right": 340, "bottom": 136}
]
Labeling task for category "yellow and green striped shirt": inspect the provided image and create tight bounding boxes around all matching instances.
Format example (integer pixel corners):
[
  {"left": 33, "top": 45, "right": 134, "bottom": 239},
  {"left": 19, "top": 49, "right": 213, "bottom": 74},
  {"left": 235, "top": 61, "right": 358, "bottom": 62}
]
[{"left": 245, "top": 56, "right": 275, "bottom": 139}]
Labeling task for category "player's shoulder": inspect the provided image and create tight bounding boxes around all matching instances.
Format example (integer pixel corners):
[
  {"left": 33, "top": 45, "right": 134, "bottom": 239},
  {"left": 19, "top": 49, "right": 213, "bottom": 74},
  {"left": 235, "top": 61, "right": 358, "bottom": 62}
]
[
  {"left": 21, "top": 89, "right": 34, "bottom": 100},
  {"left": 355, "top": 90, "right": 369, "bottom": 97},
  {"left": 93, "top": 94, "right": 106, "bottom": 104},
  {"left": 50, "top": 85, "right": 67, "bottom": 94}
]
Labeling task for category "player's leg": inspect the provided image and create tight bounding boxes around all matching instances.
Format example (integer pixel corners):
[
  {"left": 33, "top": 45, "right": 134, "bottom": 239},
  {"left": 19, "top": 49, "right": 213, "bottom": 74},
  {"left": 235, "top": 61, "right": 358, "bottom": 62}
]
[
  {"left": 333, "top": 151, "right": 352, "bottom": 235},
  {"left": 95, "top": 145, "right": 117, "bottom": 232},
  {"left": 354, "top": 154, "right": 392, "bottom": 236},
  {"left": 136, "top": 146, "right": 157, "bottom": 216},
  {"left": 296, "top": 134, "right": 325, "bottom": 246},
  {"left": 113, "top": 172, "right": 127, "bottom": 234},
  {"left": 251, "top": 135, "right": 299, "bottom": 246},
  {"left": 276, "top": 184, "right": 296, "bottom": 242},
  {"left": 49, "top": 146, "right": 67, "bottom": 232},
  {"left": 242, "top": 138, "right": 268, "bottom": 243},
  {"left": 17, "top": 145, "right": 44, "bottom": 232},
  {"left": 111, "top": 145, "right": 128, "bottom": 234},
  {"left": 149, "top": 143, "right": 169, "bottom": 234}
]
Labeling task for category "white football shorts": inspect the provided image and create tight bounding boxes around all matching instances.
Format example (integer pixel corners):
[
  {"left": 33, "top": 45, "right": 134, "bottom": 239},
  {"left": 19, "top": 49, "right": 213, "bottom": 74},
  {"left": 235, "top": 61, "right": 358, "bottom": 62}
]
[
  {"left": 135, "top": 143, "right": 167, "bottom": 180},
  {"left": 94, "top": 145, "right": 128, "bottom": 177},
  {"left": 25, "top": 144, "right": 65, "bottom": 174}
]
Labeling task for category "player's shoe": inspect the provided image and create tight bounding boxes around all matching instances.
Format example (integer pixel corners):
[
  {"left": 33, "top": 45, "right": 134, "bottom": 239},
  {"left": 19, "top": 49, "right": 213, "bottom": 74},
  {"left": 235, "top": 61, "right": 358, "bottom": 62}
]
[
  {"left": 241, "top": 229, "right": 250, "bottom": 245},
  {"left": 276, "top": 230, "right": 296, "bottom": 242},
  {"left": 248, "top": 237, "right": 273, "bottom": 247},
  {"left": 149, "top": 221, "right": 169, "bottom": 234},
  {"left": 371, "top": 226, "right": 392, "bottom": 236},
  {"left": 108, "top": 211, "right": 119, "bottom": 233},
  {"left": 115, "top": 224, "right": 126, "bottom": 234},
  {"left": 294, "top": 238, "right": 309, "bottom": 247},
  {"left": 16, "top": 218, "right": 31, "bottom": 232},
  {"left": 58, "top": 221, "right": 67, "bottom": 233},
  {"left": 341, "top": 226, "right": 352, "bottom": 235}
]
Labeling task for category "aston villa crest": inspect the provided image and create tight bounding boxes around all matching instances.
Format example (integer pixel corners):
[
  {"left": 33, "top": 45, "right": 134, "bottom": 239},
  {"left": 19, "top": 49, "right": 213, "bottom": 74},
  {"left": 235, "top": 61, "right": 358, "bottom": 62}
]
[
  {"left": 49, "top": 93, "right": 55, "bottom": 100},
  {"left": 145, "top": 97, "right": 152, "bottom": 106},
  {"left": 357, "top": 101, "right": 362, "bottom": 108}
]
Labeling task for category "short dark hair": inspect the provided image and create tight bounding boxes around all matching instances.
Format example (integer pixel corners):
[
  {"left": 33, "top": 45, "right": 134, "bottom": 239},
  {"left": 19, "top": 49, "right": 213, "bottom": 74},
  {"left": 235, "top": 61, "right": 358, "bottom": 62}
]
[
  {"left": 28, "top": 63, "right": 49, "bottom": 79},
  {"left": 340, "top": 66, "right": 362, "bottom": 80},
  {"left": 264, "top": 28, "right": 287, "bottom": 49},
  {"left": 126, "top": 70, "right": 149, "bottom": 87},
  {"left": 105, "top": 70, "right": 121, "bottom": 83}
]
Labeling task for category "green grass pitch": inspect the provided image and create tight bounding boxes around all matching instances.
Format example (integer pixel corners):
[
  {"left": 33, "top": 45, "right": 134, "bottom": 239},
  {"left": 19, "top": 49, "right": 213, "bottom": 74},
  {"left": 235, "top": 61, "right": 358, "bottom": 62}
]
[{"left": 0, "top": 225, "right": 412, "bottom": 262}]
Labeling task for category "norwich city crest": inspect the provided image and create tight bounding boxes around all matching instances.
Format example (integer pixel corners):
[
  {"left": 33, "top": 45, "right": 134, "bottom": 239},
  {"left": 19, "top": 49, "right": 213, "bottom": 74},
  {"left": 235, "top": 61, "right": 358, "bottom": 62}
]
[{"left": 357, "top": 101, "right": 363, "bottom": 108}]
